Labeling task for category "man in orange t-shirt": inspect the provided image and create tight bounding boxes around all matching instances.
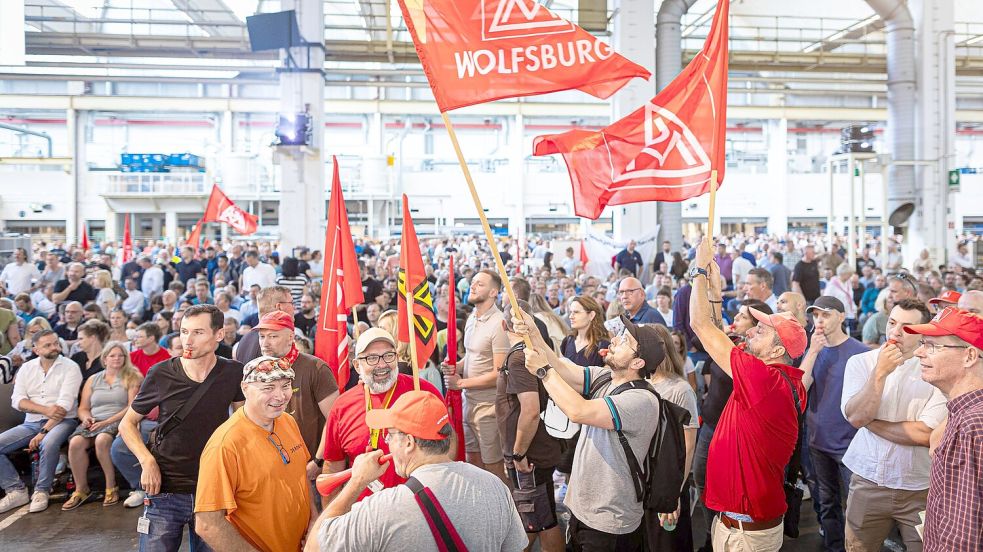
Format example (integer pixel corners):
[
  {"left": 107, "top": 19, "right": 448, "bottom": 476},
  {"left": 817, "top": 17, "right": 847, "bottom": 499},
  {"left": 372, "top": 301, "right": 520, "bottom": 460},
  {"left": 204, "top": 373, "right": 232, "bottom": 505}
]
[{"left": 195, "top": 355, "right": 314, "bottom": 551}]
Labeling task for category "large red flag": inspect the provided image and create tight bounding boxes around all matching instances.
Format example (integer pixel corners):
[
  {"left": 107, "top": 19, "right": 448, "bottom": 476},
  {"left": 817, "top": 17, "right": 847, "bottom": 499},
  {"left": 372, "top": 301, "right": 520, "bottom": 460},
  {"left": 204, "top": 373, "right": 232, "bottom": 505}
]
[
  {"left": 533, "top": 0, "right": 729, "bottom": 219},
  {"left": 315, "top": 157, "right": 364, "bottom": 391},
  {"left": 121, "top": 215, "right": 134, "bottom": 264},
  {"left": 202, "top": 185, "right": 259, "bottom": 235},
  {"left": 445, "top": 256, "right": 465, "bottom": 461},
  {"left": 395, "top": 0, "right": 651, "bottom": 112},
  {"left": 397, "top": 195, "right": 437, "bottom": 371}
]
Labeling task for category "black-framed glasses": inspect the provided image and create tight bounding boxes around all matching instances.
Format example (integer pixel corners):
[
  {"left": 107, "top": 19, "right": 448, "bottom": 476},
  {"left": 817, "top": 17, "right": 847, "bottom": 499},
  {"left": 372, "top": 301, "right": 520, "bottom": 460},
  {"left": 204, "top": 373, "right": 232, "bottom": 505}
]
[
  {"left": 617, "top": 288, "right": 643, "bottom": 296},
  {"left": 268, "top": 432, "right": 290, "bottom": 465},
  {"left": 918, "top": 339, "right": 968, "bottom": 355},
  {"left": 358, "top": 351, "right": 397, "bottom": 366}
]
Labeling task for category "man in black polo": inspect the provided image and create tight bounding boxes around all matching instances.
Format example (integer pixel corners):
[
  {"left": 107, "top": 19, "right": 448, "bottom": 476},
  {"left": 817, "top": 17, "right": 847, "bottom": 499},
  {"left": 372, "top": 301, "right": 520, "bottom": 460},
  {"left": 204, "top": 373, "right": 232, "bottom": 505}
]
[{"left": 615, "top": 240, "right": 644, "bottom": 278}]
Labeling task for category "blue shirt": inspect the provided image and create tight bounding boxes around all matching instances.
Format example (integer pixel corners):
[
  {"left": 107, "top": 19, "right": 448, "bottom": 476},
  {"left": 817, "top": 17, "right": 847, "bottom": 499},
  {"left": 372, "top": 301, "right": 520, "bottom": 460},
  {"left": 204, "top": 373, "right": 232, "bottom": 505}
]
[
  {"left": 807, "top": 337, "right": 869, "bottom": 455},
  {"left": 629, "top": 301, "right": 667, "bottom": 326},
  {"left": 614, "top": 249, "right": 644, "bottom": 277}
]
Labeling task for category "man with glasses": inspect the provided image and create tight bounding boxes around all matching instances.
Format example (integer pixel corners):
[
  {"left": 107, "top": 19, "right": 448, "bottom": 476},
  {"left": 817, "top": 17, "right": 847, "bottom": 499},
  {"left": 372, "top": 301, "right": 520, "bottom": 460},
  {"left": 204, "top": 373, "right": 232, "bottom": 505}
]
[
  {"left": 322, "top": 328, "right": 441, "bottom": 506},
  {"left": 617, "top": 277, "right": 666, "bottom": 326},
  {"left": 119, "top": 304, "right": 245, "bottom": 551},
  {"left": 902, "top": 307, "right": 983, "bottom": 552},
  {"left": 840, "top": 299, "right": 946, "bottom": 552},
  {"left": 195, "top": 355, "right": 313, "bottom": 552}
]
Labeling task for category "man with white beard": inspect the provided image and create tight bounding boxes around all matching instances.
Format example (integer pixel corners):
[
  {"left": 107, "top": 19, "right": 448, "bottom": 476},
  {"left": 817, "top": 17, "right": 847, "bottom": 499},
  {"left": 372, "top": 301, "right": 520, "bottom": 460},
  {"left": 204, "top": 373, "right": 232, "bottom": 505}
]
[{"left": 320, "top": 328, "right": 442, "bottom": 506}]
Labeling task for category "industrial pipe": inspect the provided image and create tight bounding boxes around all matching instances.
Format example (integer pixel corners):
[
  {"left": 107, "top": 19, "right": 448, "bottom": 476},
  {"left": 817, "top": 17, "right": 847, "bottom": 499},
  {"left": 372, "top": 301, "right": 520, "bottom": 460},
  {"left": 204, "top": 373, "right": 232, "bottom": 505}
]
[
  {"left": 0, "top": 122, "right": 53, "bottom": 157},
  {"left": 315, "top": 454, "right": 392, "bottom": 496}
]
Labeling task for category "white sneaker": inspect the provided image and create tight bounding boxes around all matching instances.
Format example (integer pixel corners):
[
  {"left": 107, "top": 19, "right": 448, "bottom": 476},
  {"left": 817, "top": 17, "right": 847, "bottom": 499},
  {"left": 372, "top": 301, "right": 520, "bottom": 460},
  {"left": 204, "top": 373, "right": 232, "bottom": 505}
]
[
  {"left": 0, "top": 489, "right": 29, "bottom": 513},
  {"left": 123, "top": 490, "right": 145, "bottom": 508},
  {"left": 28, "top": 491, "right": 49, "bottom": 513}
]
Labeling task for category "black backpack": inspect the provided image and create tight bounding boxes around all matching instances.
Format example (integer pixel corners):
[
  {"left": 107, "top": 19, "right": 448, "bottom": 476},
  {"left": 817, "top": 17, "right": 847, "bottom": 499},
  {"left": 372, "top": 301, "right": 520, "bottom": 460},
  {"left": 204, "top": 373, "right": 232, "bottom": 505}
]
[{"left": 589, "top": 374, "right": 691, "bottom": 514}]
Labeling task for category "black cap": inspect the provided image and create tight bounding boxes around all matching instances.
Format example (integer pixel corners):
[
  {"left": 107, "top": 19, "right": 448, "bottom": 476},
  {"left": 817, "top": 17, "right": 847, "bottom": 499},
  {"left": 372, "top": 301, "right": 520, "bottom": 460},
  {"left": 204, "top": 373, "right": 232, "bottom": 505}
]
[
  {"left": 806, "top": 296, "right": 845, "bottom": 314},
  {"left": 619, "top": 314, "right": 666, "bottom": 376}
]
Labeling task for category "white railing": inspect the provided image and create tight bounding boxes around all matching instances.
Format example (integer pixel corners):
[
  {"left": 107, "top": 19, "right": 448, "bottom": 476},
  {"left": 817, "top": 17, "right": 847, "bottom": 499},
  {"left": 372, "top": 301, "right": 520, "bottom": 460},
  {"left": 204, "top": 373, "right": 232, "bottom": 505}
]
[{"left": 98, "top": 171, "right": 208, "bottom": 195}]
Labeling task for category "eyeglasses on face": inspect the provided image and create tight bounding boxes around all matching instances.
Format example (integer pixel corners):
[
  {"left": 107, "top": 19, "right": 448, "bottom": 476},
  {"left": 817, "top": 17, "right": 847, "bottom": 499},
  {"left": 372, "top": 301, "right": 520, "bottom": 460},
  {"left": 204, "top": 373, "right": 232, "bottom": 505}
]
[
  {"left": 384, "top": 429, "right": 404, "bottom": 444},
  {"left": 918, "top": 339, "right": 967, "bottom": 355},
  {"left": 617, "top": 288, "right": 643, "bottom": 296},
  {"left": 358, "top": 351, "right": 397, "bottom": 366},
  {"left": 267, "top": 432, "right": 290, "bottom": 465}
]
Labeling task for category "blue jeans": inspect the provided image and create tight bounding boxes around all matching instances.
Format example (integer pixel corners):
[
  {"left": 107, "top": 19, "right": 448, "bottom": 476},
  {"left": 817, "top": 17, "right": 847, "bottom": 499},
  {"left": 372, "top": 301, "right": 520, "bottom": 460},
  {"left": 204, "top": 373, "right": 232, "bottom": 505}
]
[
  {"left": 810, "top": 447, "right": 852, "bottom": 552},
  {"left": 0, "top": 418, "right": 78, "bottom": 493},
  {"left": 799, "top": 425, "right": 821, "bottom": 521},
  {"left": 139, "top": 493, "right": 213, "bottom": 552},
  {"left": 111, "top": 419, "right": 158, "bottom": 490},
  {"left": 693, "top": 423, "right": 716, "bottom": 548}
]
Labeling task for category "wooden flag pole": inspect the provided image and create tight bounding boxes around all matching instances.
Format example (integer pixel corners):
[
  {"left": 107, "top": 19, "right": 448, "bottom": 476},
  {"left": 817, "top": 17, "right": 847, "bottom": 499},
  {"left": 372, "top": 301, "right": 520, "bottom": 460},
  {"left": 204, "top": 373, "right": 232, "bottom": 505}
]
[
  {"left": 440, "top": 112, "right": 531, "bottom": 347},
  {"left": 707, "top": 169, "right": 718, "bottom": 243},
  {"left": 405, "top": 282, "right": 421, "bottom": 391}
]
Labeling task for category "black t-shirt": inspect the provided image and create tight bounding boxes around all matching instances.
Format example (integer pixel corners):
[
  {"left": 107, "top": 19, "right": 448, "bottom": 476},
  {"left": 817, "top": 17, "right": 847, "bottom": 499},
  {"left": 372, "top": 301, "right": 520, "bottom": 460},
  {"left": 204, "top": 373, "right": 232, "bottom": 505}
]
[
  {"left": 216, "top": 342, "right": 233, "bottom": 359},
  {"left": 496, "top": 346, "right": 562, "bottom": 468},
  {"left": 233, "top": 330, "right": 261, "bottom": 366},
  {"left": 298, "top": 260, "right": 311, "bottom": 275},
  {"left": 792, "top": 259, "right": 821, "bottom": 302},
  {"left": 294, "top": 313, "right": 317, "bottom": 338},
  {"left": 120, "top": 261, "right": 143, "bottom": 288},
  {"left": 700, "top": 360, "right": 733, "bottom": 429},
  {"left": 560, "top": 335, "right": 609, "bottom": 368},
  {"left": 130, "top": 356, "right": 245, "bottom": 493},
  {"left": 71, "top": 351, "right": 104, "bottom": 384},
  {"left": 361, "top": 277, "right": 383, "bottom": 305},
  {"left": 176, "top": 260, "right": 204, "bottom": 286},
  {"left": 53, "top": 279, "right": 97, "bottom": 304}
]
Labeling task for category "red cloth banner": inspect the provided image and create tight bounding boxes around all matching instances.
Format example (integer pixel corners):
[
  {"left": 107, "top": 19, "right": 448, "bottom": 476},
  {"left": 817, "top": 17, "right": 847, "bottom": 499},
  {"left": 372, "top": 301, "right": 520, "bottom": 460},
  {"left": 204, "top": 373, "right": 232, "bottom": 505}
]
[
  {"left": 202, "top": 185, "right": 259, "bottom": 235},
  {"left": 397, "top": 195, "right": 437, "bottom": 371}
]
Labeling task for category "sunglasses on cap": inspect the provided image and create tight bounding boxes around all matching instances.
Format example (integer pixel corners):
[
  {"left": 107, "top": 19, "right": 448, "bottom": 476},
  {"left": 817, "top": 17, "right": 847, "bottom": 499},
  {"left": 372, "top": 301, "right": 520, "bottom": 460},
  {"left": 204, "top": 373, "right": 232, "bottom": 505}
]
[{"left": 244, "top": 358, "right": 291, "bottom": 381}]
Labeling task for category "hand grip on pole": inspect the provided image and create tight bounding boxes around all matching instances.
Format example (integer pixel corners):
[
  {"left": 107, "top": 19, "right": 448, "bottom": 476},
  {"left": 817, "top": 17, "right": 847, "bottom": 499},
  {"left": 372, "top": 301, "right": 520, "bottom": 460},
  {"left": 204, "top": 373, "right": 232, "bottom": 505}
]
[{"left": 315, "top": 454, "right": 393, "bottom": 496}]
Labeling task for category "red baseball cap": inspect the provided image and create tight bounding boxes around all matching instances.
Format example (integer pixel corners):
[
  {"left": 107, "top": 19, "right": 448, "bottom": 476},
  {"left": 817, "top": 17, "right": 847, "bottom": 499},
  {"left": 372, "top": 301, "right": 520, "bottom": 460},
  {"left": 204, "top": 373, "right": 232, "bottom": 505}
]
[
  {"left": 252, "top": 310, "right": 295, "bottom": 332},
  {"left": 928, "top": 290, "right": 962, "bottom": 306},
  {"left": 903, "top": 307, "right": 983, "bottom": 350},
  {"left": 365, "top": 391, "right": 450, "bottom": 441},
  {"left": 748, "top": 308, "right": 808, "bottom": 358}
]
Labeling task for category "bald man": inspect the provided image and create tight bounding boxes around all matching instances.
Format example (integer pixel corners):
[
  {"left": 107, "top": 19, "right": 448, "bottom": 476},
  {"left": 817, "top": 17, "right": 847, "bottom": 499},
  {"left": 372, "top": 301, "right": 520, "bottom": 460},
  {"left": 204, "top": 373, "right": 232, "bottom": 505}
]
[
  {"left": 617, "top": 277, "right": 666, "bottom": 325},
  {"left": 778, "top": 292, "right": 809, "bottom": 328},
  {"left": 958, "top": 290, "right": 983, "bottom": 314}
]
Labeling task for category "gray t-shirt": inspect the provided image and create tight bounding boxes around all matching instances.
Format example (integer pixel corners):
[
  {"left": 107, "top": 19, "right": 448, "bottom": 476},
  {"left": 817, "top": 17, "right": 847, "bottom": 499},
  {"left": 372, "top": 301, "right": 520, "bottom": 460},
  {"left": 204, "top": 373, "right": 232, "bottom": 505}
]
[
  {"left": 88, "top": 371, "right": 129, "bottom": 421},
  {"left": 652, "top": 375, "right": 699, "bottom": 430},
  {"left": 319, "top": 461, "right": 527, "bottom": 552},
  {"left": 564, "top": 366, "right": 660, "bottom": 534}
]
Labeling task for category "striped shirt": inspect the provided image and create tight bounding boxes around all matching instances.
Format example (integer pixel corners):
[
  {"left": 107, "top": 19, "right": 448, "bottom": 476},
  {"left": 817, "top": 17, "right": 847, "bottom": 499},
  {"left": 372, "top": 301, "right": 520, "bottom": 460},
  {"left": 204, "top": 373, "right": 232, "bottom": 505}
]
[
  {"left": 275, "top": 275, "right": 309, "bottom": 309},
  {"left": 924, "top": 388, "right": 983, "bottom": 552}
]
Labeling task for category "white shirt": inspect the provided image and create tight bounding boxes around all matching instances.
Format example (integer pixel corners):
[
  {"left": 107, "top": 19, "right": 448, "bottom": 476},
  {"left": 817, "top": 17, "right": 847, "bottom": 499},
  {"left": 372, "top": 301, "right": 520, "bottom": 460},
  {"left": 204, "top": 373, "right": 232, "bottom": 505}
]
[
  {"left": 824, "top": 278, "right": 857, "bottom": 319},
  {"left": 731, "top": 256, "right": 754, "bottom": 286},
  {"left": 141, "top": 265, "right": 164, "bottom": 297},
  {"left": 0, "top": 261, "right": 41, "bottom": 295},
  {"left": 840, "top": 350, "right": 948, "bottom": 490},
  {"left": 242, "top": 262, "right": 276, "bottom": 290},
  {"left": 765, "top": 294, "right": 779, "bottom": 312},
  {"left": 11, "top": 355, "right": 83, "bottom": 422},
  {"left": 122, "top": 289, "right": 146, "bottom": 316},
  {"left": 951, "top": 251, "right": 973, "bottom": 269},
  {"left": 221, "top": 308, "right": 242, "bottom": 323},
  {"left": 30, "top": 291, "right": 56, "bottom": 317}
]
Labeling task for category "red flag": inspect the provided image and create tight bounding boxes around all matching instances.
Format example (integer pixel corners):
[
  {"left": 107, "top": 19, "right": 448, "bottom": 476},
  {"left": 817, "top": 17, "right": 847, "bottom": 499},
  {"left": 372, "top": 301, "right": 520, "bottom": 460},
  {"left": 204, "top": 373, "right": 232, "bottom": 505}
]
[
  {"left": 579, "top": 240, "right": 589, "bottom": 266},
  {"left": 186, "top": 219, "right": 203, "bottom": 250},
  {"left": 533, "top": 0, "right": 729, "bottom": 219},
  {"left": 445, "top": 256, "right": 465, "bottom": 461},
  {"left": 397, "top": 195, "right": 437, "bottom": 370},
  {"left": 395, "top": 0, "right": 650, "bottom": 112},
  {"left": 121, "top": 214, "right": 134, "bottom": 264},
  {"left": 80, "top": 223, "right": 90, "bottom": 252},
  {"left": 202, "top": 185, "right": 258, "bottom": 235},
  {"left": 315, "top": 157, "right": 364, "bottom": 391}
]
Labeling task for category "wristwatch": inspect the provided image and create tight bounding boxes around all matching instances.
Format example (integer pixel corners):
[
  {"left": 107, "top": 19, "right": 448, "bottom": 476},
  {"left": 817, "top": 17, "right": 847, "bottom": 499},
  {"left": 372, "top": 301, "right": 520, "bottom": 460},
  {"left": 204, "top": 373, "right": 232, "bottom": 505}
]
[
  {"left": 688, "top": 266, "right": 709, "bottom": 279},
  {"left": 535, "top": 365, "right": 551, "bottom": 380},
  {"left": 512, "top": 452, "right": 526, "bottom": 463},
  {"left": 39, "top": 428, "right": 49, "bottom": 435}
]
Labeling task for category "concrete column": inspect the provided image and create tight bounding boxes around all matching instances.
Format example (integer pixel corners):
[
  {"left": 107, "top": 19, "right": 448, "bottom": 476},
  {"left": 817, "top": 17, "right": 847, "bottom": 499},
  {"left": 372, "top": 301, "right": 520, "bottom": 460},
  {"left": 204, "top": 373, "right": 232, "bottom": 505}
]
[
  {"left": 766, "top": 119, "right": 789, "bottom": 236},
  {"left": 220, "top": 110, "right": 234, "bottom": 153},
  {"left": 507, "top": 114, "right": 526, "bottom": 248},
  {"left": 105, "top": 207, "right": 118, "bottom": 243},
  {"left": 277, "top": 0, "right": 325, "bottom": 253},
  {"left": 66, "top": 108, "right": 83, "bottom": 246},
  {"left": 610, "top": 0, "right": 655, "bottom": 242},
  {"left": 165, "top": 211, "right": 178, "bottom": 245},
  {"left": 908, "top": 0, "right": 955, "bottom": 265}
]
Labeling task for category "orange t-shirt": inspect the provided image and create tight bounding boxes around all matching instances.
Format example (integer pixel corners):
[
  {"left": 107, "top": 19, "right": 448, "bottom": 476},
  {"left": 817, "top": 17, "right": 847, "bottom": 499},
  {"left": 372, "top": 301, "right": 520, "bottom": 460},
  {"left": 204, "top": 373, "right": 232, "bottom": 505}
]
[{"left": 195, "top": 409, "right": 311, "bottom": 552}]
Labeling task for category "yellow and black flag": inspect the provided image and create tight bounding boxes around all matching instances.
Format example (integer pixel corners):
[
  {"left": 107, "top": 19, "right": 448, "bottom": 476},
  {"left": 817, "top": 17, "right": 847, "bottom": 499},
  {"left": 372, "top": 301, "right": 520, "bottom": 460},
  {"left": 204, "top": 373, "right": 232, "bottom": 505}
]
[{"left": 397, "top": 194, "right": 436, "bottom": 370}]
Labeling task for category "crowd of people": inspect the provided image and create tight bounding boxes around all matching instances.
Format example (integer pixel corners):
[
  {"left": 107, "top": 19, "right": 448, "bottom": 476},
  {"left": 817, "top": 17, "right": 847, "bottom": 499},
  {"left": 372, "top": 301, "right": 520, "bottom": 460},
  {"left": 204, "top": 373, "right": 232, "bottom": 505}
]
[{"left": 0, "top": 229, "right": 979, "bottom": 552}]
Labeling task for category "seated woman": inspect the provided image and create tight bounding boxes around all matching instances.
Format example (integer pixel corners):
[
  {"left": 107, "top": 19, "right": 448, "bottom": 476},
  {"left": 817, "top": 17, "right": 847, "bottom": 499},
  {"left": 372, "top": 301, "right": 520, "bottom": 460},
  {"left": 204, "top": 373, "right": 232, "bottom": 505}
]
[{"left": 62, "top": 341, "right": 143, "bottom": 510}]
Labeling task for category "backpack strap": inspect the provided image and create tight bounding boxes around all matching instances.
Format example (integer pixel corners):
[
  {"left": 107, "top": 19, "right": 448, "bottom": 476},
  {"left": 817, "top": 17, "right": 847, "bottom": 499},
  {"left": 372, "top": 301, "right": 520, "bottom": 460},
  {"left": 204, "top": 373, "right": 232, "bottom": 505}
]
[
  {"left": 155, "top": 358, "right": 220, "bottom": 443},
  {"left": 605, "top": 380, "right": 661, "bottom": 503},
  {"left": 405, "top": 477, "right": 469, "bottom": 552},
  {"left": 772, "top": 366, "right": 804, "bottom": 486}
]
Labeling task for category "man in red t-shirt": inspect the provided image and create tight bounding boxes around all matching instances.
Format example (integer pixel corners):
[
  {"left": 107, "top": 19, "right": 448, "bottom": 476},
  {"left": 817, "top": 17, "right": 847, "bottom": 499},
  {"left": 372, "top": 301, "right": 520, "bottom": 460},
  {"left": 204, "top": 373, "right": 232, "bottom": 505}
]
[
  {"left": 130, "top": 322, "right": 172, "bottom": 376},
  {"left": 320, "top": 327, "right": 440, "bottom": 506},
  {"left": 689, "top": 237, "right": 808, "bottom": 552}
]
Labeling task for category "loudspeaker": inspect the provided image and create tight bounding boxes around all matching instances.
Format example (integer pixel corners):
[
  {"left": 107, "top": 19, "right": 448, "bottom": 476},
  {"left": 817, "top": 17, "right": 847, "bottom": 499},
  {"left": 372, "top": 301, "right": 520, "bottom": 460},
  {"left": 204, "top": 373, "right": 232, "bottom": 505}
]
[{"left": 246, "top": 10, "right": 304, "bottom": 52}]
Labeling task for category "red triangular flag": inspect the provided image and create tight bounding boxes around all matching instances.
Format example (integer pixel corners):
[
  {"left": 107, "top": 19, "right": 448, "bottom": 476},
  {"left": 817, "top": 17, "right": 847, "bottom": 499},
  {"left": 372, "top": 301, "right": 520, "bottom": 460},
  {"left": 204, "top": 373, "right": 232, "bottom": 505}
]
[
  {"left": 187, "top": 219, "right": 203, "bottom": 250},
  {"left": 315, "top": 157, "right": 364, "bottom": 391},
  {"left": 397, "top": 195, "right": 437, "bottom": 370},
  {"left": 121, "top": 214, "right": 134, "bottom": 264},
  {"left": 533, "top": 0, "right": 729, "bottom": 219},
  {"left": 579, "top": 240, "right": 589, "bottom": 265},
  {"left": 80, "top": 223, "right": 90, "bottom": 252},
  {"left": 445, "top": 256, "right": 465, "bottom": 460},
  {"left": 395, "top": 0, "right": 650, "bottom": 112},
  {"left": 202, "top": 185, "right": 259, "bottom": 235}
]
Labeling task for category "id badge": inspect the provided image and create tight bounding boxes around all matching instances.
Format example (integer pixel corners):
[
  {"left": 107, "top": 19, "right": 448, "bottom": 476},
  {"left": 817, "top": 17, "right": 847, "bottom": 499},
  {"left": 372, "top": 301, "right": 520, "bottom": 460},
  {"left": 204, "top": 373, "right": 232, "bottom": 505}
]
[{"left": 136, "top": 515, "right": 150, "bottom": 535}]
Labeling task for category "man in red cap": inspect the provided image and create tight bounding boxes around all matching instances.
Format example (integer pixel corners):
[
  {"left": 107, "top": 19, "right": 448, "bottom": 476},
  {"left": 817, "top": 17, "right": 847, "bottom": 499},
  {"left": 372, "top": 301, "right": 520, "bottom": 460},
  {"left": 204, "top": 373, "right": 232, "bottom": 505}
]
[
  {"left": 320, "top": 328, "right": 441, "bottom": 506},
  {"left": 689, "top": 237, "right": 807, "bottom": 552},
  {"left": 254, "top": 310, "right": 339, "bottom": 493},
  {"left": 307, "top": 391, "right": 526, "bottom": 552},
  {"left": 904, "top": 307, "right": 983, "bottom": 552},
  {"left": 927, "top": 289, "right": 961, "bottom": 313}
]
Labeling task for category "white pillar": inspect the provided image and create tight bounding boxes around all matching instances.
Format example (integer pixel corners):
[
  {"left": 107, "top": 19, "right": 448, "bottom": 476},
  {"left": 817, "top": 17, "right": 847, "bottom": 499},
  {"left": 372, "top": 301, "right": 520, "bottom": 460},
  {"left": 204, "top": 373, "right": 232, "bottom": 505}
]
[
  {"left": 766, "top": 118, "right": 789, "bottom": 236},
  {"left": 507, "top": 114, "right": 526, "bottom": 246},
  {"left": 220, "top": 110, "right": 235, "bottom": 153},
  {"left": 66, "top": 108, "right": 82, "bottom": 246},
  {"left": 611, "top": 0, "right": 655, "bottom": 242},
  {"left": 165, "top": 210, "right": 178, "bottom": 245},
  {"left": 277, "top": 0, "right": 325, "bottom": 254}
]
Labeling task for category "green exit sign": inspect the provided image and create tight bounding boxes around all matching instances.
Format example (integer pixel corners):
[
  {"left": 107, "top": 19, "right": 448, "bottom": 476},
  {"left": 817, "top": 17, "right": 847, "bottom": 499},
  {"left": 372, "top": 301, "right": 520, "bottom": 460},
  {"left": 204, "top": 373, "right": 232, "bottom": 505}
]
[{"left": 948, "top": 170, "right": 960, "bottom": 188}]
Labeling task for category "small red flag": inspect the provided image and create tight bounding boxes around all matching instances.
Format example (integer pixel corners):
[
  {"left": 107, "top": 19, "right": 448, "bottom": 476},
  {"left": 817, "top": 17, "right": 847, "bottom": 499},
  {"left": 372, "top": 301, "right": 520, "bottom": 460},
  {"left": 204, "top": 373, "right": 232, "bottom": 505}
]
[
  {"left": 397, "top": 195, "right": 437, "bottom": 370},
  {"left": 186, "top": 219, "right": 203, "bottom": 250},
  {"left": 533, "top": 0, "right": 729, "bottom": 219},
  {"left": 315, "top": 157, "right": 364, "bottom": 391},
  {"left": 121, "top": 215, "right": 134, "bottom": 264},
  {"left": 202, "top": 185, "right": 258, "bottom": 235},
  {"left": 445, "top": 256, "right": 465, "bottom": 460},
  {"left": 80, "top": 223, "right": 90, "bottom": 252},
  {"left": 395, "top": 0, "right": 651, "bottom": 112}
]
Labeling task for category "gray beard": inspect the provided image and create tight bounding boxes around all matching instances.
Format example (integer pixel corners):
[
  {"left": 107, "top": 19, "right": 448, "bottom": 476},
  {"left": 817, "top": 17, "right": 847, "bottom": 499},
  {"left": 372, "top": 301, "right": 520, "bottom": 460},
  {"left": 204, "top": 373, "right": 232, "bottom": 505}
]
[{"left": 362, "top": 367, "right": 398, "bottom": 394}]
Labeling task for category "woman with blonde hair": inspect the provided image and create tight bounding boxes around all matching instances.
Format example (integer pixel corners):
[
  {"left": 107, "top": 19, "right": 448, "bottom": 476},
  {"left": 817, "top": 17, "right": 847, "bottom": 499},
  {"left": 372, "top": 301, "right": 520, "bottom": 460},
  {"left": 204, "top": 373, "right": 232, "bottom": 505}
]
[
  {"left": 647, "top": 324, "right": 700, "bottom": 551},
  {"left": 528, "top": 293, "right": 569, "bottom": 352},
  {"left": 62, "top": 341, "right": 143, "bottom": 509},
  {"left": 92, "top": 269, "right": 118, "bottom": 318}
]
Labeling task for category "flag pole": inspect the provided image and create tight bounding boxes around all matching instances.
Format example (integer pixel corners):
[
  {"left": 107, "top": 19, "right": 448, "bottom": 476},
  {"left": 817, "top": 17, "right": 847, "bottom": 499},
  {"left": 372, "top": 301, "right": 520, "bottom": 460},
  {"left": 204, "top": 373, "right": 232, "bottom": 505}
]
[
  {"left": 707, "top": 169, "right": 718, "bottom": 243},
  {"left": 405, "top": 283, "right": 421, "bottom": 391},
  {"left": 440, "top": 111, "right": 531, "bottom": 347}
]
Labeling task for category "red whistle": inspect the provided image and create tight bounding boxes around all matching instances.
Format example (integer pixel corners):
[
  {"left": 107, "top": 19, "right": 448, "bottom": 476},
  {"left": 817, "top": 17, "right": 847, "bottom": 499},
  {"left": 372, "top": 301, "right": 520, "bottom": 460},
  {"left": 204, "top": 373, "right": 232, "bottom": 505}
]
[{"left": 315, "top": 454, "right": 392, "bottom": 496}]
